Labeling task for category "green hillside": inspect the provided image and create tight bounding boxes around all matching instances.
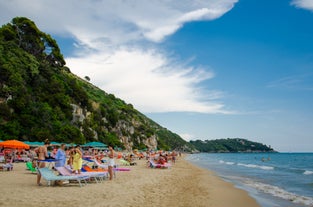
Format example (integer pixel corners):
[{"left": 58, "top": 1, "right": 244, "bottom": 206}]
[
  {"left": 190, "top": 138, "right": 276, "bottom": 153},
  {"left": 0, "top": 17, "right": 194, "bottom": 151}
]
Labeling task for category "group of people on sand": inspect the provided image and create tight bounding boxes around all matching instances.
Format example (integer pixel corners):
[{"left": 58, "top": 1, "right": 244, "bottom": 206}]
[
  {"left": 35, "top": 139, "right": 116, "bottom": 186},
  {"left": 7, "top": 138, "right": 180, "bottom": 186},
  {"left": 0, "top": 147, "right": 32, "bottom": 163},
  {"left": 147, "top": 151, "right": 178, "bottom": 164}
]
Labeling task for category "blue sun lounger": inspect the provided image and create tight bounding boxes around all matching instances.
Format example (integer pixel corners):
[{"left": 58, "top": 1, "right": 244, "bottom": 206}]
[
  {"left": 38, "top": 167, "right": 89, "bottom": 187},
  {"left": 55, "top": 166, "right": 108, "bottom": 183}
]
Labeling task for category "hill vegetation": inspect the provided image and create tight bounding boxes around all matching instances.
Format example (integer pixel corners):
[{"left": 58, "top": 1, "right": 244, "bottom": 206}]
[
  {"left": 0, "top": 17, "right": 194, "bottom": 151},
  {"left": 190, "top": 138, "right": 276, "bottom": 153}
]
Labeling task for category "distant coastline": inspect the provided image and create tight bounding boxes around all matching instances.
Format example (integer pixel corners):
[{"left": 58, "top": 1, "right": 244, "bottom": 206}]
[{"left": 190, "top": 138, "right": 276, "bottom": 153}]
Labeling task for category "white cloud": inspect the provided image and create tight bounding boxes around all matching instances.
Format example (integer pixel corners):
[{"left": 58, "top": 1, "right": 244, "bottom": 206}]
[
  {"left": 67, "top": 47, "right": 228, "bottom": 113},
  {"left": 291, "top": 0, "right": 313, "bottom": 11},
  {"left": 0, "top": 0, "right": 238, "bottom": 114},
  {"left": 0, "top": 0, "right": 238, "bottom": 46},
  {"left": 267, "top": 73, "right": 313, "bottom": 91}
]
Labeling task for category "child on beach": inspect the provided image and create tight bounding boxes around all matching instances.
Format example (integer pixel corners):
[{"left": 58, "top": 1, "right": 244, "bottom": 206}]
[{"left": 72, "top": 145, "right": 82, "bottom": 174}]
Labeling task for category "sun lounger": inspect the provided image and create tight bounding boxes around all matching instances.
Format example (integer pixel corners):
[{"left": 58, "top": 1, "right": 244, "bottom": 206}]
[
  {"left": 0, "top": 155, "right": 5, "bottom": 163},
  {"left": 26, "top": 161, "right": 37, "bottom": 173},
  {"left": 15, "top": 155, "right": 31, "bottom": 163},
  {"left": 93, "top": 159, "right": 117, "bottom": 177},
  {"left": 56, "top": 166, "right": 108, "bottom": 183},
  {"left": 82, "top": 165, "right": 107, "bottom": 172},
  {"left": 0, "top": 156, "right": 13, "bottom": 171},
  {"left": 115, "top": 167, "right": 131, "bottom": 171},
  {"left": 119, "top": 159, "right": 130, "bottom": 166},
  {"left": 38, "top": 167, "right": 89, "bottom": 187},
  {"left": 148, "top": 160, "right": 171, "bottom": 169},
  {"left": 0, "top": 163, "right": 13, "bottom": 171},
  {"left": 93, "top": 159, "right": 109, "bottom": 169}
]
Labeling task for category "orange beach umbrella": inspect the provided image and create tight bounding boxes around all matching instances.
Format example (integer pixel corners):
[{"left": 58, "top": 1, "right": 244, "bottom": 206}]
[{"left": 0, "top": 140, "right": 30, "bottom": 149}]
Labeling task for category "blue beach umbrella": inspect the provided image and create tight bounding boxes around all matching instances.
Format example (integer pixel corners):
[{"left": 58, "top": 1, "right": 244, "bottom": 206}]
[
  {"left": 66, "top": 143, "right": 75, "bottom": 147},
  {"left": 83, "top": 142, "right": 107, "bottom": 149},
  {"left": 50, "top": 141, "right": 61, "bottom": 146},
  {"left": 24, "top": 141, "right": 44, "bottom": 147}
]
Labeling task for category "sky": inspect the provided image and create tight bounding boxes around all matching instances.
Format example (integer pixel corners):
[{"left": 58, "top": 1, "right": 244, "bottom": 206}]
[{"left": 1, "top": 0, "right": 313, "bottom": 152}]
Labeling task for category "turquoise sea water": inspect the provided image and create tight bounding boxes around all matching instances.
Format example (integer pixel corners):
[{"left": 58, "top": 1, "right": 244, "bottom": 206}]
[{"left": 186, "top": 153, "right": 313, "bottom": 207}]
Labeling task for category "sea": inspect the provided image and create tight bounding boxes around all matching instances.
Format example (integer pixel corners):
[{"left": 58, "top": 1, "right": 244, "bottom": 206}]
[{"left": 186, "top": 153, "right": 313, "bottom": 207}]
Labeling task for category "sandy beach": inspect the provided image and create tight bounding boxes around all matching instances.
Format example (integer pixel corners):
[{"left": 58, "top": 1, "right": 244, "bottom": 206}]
[{"left": 0, "top": 156, "right": 260, "bottom": 207}]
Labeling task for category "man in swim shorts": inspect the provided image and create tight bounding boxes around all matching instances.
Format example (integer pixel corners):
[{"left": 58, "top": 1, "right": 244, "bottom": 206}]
[{"left": 108, "top": 145, "right": 115, "bottom": 180}]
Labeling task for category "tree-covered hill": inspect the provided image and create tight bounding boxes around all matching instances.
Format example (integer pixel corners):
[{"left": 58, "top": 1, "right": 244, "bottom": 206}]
[
  {"left": 190, "top": 138, "right": 276, "bottom": 153},
  {"left": 0, "top": 17, "right": 195, "bottom": 151}
]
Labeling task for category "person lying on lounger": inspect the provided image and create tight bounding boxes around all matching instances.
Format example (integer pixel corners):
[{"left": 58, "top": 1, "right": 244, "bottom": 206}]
[{"left": 127, "top": 154, "right": 137, "bottom": 166}]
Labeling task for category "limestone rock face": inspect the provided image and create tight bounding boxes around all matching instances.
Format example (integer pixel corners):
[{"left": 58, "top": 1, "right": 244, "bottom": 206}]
[
  {"left": 112, "top": 120, "right": 157, "bottom": 151},
  {"left": 143, "top": 135, "right": 158, "bottom": 150},
  {"left": 71, "top": 104, "right": 97, "bottom": 140},
  {"left": 71, "top": 104, "right": 85, "bottom": 123},
  {"left": 70, "top": 104, "right": 159, "bottom": 150}
]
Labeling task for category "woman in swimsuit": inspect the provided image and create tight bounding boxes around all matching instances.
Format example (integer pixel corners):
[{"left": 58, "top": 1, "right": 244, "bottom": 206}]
[
  {"left": 37, "top": 139, "right": 50, "bottom": 186},
  {"left": 108, "top": 145, "right": 115, "bottom": 180}
]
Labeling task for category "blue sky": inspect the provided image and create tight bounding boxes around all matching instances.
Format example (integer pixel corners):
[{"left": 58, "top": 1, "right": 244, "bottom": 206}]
[{"left": 1, "top": 0, "right": 313, "bottom": 152}]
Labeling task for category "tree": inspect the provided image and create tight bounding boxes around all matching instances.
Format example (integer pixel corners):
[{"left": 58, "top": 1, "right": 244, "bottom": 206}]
[
  {"left": 84, "top": 76, "right": 90, "bottom": 81},
  {"left": 9, "top": 17, "right": 65, "bottom": 66}
]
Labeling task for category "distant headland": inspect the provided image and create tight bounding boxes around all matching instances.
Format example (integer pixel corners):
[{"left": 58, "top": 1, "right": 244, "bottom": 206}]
[{"left": 189, "top": 138, "right": 277, "bottom": 153}]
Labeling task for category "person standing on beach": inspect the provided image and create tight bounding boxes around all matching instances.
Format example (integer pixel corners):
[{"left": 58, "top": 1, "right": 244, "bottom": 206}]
[
  {"left": 108, "top": 145, "right": 115, "bottom": 180},
  {"left": 72, "top": 145, "right": 82, "bottom": 174},
  {"left": 55, "top": 144, "right": 66, "bottom": 167},
  {"left": 67, "top": 147, "right": 74, "bottom": 168},
  {"left": 36, "top": 139, "right": 50, "bottom": 186}
]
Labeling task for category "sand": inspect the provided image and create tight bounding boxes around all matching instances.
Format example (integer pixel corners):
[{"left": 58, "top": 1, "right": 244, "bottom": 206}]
[{"left": 0, "top": 155, "right": 260, "bottom": 207}]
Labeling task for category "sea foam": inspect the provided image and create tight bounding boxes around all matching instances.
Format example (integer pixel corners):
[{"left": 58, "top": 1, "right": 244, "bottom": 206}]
[
  {"left": 245, "top": 181, "right": 313, "bottom": 206},
  {"left": 303, "top": 170, "right": 313, "bottom": 175},
  {"left": 237, "top": 163, "right": 274, "bottom": 170},
  {"left": 219, "top": 160, "right": 235, "bottom": 165}
]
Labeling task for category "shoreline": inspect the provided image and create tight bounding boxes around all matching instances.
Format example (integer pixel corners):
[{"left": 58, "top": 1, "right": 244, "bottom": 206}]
[{"left": 0, "top": 155, "right": 260, "bottom": 207}]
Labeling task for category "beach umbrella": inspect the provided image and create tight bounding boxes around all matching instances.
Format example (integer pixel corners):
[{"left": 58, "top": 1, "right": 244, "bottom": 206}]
[
  {"left": 0, "top": 140, "right": 30, "bottom": 149},
  {"left": 24, "top": 141, "right": 43, "bottom": 147},
  {"left": 83, "top": 142, "right": 107, "bottom": 148},
  {"left": 50, "top": 141, "right": 61, "bottom": 146},
  {"left": 23, "top": 141, "right": 32, "bottom": 145},
  {"left": 66, "top": 143, "right": 75, "bottom": 147}
]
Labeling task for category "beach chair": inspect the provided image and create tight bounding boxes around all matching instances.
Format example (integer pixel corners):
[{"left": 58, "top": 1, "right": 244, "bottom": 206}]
[
  {"left": 0, "top": 155, "right": 5, "bottom": 163},
  {"left": 56, "top": 166, "right": 108, "bottom": 183},
  {"left": 26, "top": 161, "right": 37, "bottom": 173},
  {"left": 93, "top": 159, "right": 117, "bottom": 177},
  {"left": 148, "top": 159, "right": 171, "bottom": 169},
  {"left": 82, "top": 165, "right": 107, "bottom": 172},
  {"left": 0, "top": 163, "right": 13, "bottom": 171},
  {"left": 0, "top": 156, "right": 13, "bottom": 171},
  {"left": 119, "top": 159, "right": 130, "bottom": 166},
  {"left": 38, "top": 167, "right": 89, "bottom": 187},
  {"left": 93, "top": 158, "right": 109, "bottom": 169}
]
